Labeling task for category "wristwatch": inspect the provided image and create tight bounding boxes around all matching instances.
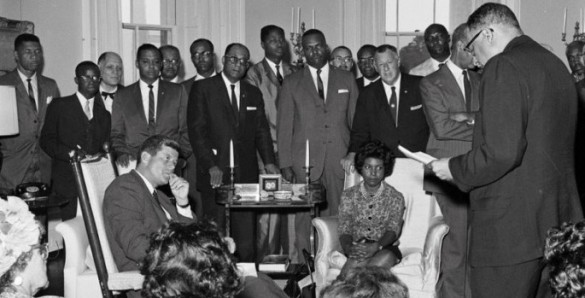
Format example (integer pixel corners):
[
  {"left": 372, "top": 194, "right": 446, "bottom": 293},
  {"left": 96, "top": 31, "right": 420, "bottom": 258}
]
[{"left": 177, "top": 201, "right": 190, "bottom": 208}]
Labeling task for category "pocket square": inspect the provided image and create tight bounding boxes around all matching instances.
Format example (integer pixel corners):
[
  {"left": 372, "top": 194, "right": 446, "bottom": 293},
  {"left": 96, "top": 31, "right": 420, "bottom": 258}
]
[
  {"left": 338, "top": 89, "right": 349, "bottom": 93},
  {"left": 246, "top": 106, "right": 257, "bottom": 111},
  {"left": 212, "top": 149, "right": 217, "bottom": 155},
  {"left": 46, "top": 96, "right": 53, "bottom": 105},
  {"left": 410, "top": 104, "right": 422, "bottom": 111}
]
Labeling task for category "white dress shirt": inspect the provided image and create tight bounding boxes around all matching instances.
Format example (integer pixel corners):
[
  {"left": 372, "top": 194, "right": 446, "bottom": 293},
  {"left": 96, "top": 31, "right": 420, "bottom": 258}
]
[
  {"left": 446, "top": 60, "right": 467, "bottom": 102},
  {"left": 308, "top": 63, "right": 330, "bottom": 101},
  {"left": 221, "top": 72, "right": 240, "bottom": 109},
  {"left": 17, "top": 70, "right": 38, "bottom": 110},
  {"left": 99, "top": 85, "right": 118, "bottom": 113},
  {"left": 139, "top": 79, "right": 159, "bottom": 121},
  {"left": 363, "top": 76, "right": 380, "bottom": 87},
  {"left": 76, "top": 91, "right": 95, "bottom": 120},
  {"left": 382, "top": 74, "right": 402, "bottom": 124},
  {"left": 194, "top": 71, "right": 217, "bottom": 81}
]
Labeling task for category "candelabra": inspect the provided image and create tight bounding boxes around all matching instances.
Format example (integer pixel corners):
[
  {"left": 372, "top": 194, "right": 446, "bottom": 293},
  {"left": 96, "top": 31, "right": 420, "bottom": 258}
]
[
  {"left": 562, "top": 22, "right": 585, "bottom": 44},
  {"left": 290, "top": 22, "right": 306, "bottom": 66}
]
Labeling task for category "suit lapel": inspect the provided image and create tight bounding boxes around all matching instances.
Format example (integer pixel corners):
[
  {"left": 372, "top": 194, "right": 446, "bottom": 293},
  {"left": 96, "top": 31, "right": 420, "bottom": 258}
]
[
  {"left": 302, "top": 67, "right": 322, "bottom": 104},
  {"left": 441, "top": 68, "right": 466, "bottom": 108},
  {"left": 131, "top": 171, "right": 167, "bottom": 223},
  {"left": 397, "top": 76, "right": 412, "bottom": 126},
  {"left": 130, "top": 83, "right": 148, "bottom": 124},
  {"left": 374, "top": 81, "right": 394, "bottom": 126},
  {"left": 156, "top": 81, "right": 166, "bottom": 127},
  {"left": 12, "top": 72, "right": 36, "bottom": 116},
  {"left": 215, "top": 75, "right": 238, "bottom": 125},
  {"left": 261, "top": 59, "right": 280, "bottom": 87},
  {"left": 239, "top": 83, "right": 248, "bottom": 128}
]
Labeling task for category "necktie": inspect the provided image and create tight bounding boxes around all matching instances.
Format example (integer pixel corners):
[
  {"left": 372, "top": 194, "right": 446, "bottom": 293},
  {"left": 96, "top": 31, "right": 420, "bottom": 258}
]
[
  {"left": 148, "top": 85, "right": 155, "bottom": 133},
  {"left": 316, "top": 68, "right": 324, "bottom": 100},
  {"left": 84, "top": 100, "right": 92, "bottom": 120},
  {"left": 438, "top": 63, "right": 446, "bottom": 69},
  {"left": 389, "top": 86, "right": 398, "bottom": 126},
  {"left": 230, "top": 84, "right": 239, "bottom": 121},
  {"left": 463, "top": 70, "right": 472, "bottom": 112},
  {"left": 27, "top": 78, "right": 37, "bottom": 113},
  {"left": 101, "top": 91, "right": 115, "bottom": 100},
  {"left": 153, "top": 190, "right": 161, "bottom": 207},
  {"left": 276, "top": 64, "right": 284, "bottom": 85}
]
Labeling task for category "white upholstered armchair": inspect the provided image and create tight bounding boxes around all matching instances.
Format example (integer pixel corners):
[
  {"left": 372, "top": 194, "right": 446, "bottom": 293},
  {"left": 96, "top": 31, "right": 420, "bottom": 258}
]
[{"left": 312, "top": 158, "right": 449, "bottom": 298}]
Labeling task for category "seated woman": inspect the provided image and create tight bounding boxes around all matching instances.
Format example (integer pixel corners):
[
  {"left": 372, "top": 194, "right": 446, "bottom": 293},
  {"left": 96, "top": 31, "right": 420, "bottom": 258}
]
[
  {"left": 0, "top": 197, "right": 49, "bottom": 298},
  {"left": 545, "top": 220, "right": 585, "bottom": 298},
  {"left": 338, "top": 140, "right": 405, "bottom": 276},
  {"left": 141, "top": 220, "right": 287, "bottom": 298},
  {"left": 321, "top": 266, "right": 408, "bottom": 298}
]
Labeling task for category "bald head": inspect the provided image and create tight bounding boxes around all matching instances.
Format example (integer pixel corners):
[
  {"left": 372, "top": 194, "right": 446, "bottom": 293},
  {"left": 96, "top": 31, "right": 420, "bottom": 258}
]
[{"left": 98, "top": 52, "right": 123, "bottom": 89}]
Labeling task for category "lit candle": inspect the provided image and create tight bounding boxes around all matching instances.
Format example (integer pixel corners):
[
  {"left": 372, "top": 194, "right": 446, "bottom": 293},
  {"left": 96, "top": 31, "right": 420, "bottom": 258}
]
[
  {"left": 291, "top": 7, "right": 294, "bottom": 33},
  {"left": 312, "top": 9, "right": 315, "bottom": 29},
  {"left": 229, "top": 139, "right": 234, "bottom": 168},
  {"left": 582, "top": 8, "right": 585, "bottom": 33},
  {"left": 297, "top": 7, "right": 301, "bottom": 33},
  {"left": 563, "top": 7, "right": 567, "bottom": 35},
  {"left": 581, "top": 9, "right": 584, "bottom": 33},
  {"left": 305, "top": 139, "right": 310, "bottom": 168}
]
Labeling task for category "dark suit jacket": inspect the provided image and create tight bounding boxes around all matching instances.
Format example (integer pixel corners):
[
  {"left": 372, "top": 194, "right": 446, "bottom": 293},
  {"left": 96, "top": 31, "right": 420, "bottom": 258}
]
[
  {"left": 0, "top": 70, "right": 60, "bottom": 189},
  {"left": 40, "top": 94, "right": 111, "bottom": 200},
  {"left": 181, "top": 73, "right": 218, "bottom": 97},
  {"left": 103, "top": 170, "right": 195, "bottom": 271},
  {"left": 349, "top": 74, "right": 429, "bottom": 157},
  {"left": 277, "top": 66, "right": 358, "bottom": 180},
  {"left": 450, "top": 35, "right": 583, "bottom": 267},
  {"left": 356, "top": 77, "right": 366, "bottom": 92},
  {"left": 188, "top": 74, "right": 275, "bottom": 187},
  {"left": 111, "top": 80, "right": 191, "bottom": 159}
]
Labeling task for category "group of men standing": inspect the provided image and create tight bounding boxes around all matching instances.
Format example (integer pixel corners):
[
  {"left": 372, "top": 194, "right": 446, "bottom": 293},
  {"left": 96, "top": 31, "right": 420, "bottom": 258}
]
[{"left": 0, "top": 3, "right": 583, "bottom": 298}]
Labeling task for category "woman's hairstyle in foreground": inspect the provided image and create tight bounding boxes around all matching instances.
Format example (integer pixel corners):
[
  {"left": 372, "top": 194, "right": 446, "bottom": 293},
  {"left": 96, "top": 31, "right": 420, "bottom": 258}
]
[
  {"left": 321, "top": 266, "right": 408, "bottom": 298},
  {"left": 141, "top": 220, "right": 243, "bottom": 298},
  {"left": 545, "top": 220, "right": 585, "bottom": 298},
  {"left": 354, "top": 140, "right": 395, "bottom": 177}
]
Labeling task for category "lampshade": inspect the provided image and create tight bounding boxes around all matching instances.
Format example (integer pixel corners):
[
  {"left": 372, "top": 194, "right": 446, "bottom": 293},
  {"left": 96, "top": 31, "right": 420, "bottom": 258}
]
[{"left": 0, "top": 86, "right": 19, "bottom": 136}]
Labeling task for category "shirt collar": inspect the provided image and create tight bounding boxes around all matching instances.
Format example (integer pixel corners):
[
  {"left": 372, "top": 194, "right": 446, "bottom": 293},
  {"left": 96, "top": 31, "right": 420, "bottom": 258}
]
[
  {"left": 195, "top": 71, "right": 217, "bottom": 81},
  {"left": 431, "top": 56, "right": 450, "bottom": 69},
  {"left": 446, "top": 59, "right": 464, "bottom": 77},
  {"left": 134, "top": 169, "right": 155, "bottom": 194},
  {"left": 308, "top": 63, "right": 329, "bottom": 76},
  {"left": 139, "top": 78, "right": 159, "bottom": 88},
  {"left": 99, "top": 85, "right": 118, "bottom": 94},
  {"left": 17, "top": 69, "right": 37, "bottom": 84},
  {"left": 76, "top": 91, "right": 94, "bottom": 102},
  {"left": 382, "top": 73, "right": 401, "bottom": 89},
  {"left": 221, "top": 72, "right": 240, "bottom": 89}
]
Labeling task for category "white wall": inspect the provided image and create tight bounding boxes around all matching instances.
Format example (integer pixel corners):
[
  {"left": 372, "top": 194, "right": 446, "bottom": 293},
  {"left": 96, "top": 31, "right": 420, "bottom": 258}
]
[{"left": 1, "top": 0, "right": 84, "bottom": 95}]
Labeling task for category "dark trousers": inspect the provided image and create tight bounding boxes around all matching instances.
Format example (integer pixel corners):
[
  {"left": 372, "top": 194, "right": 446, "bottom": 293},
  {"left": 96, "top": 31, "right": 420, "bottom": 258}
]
[{"left": 470, "top": 258, "right": 550, "bottom": 298}]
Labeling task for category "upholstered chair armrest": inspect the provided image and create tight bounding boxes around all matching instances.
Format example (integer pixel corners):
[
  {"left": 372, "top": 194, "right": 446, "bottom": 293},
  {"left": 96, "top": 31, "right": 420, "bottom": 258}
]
[
  {"left": 56, "top": 217, "right": 89, "bottom": 274},
  {"left": 421, "top": 215, "right": 449, "bottom": 291},
  {"left": 312, "top": 216, "right": 341, "bottom": 287}
]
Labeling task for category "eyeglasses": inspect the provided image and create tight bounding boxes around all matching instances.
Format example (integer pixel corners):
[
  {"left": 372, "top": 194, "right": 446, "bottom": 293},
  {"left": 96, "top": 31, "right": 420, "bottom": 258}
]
[
  {"left": 162, "top": 59, "right": 179, "bottom": 65},
  {"left": 32, "top": 243, "right": 49, "bottom": 260},
  {"left": 193, "top": 51, "right": 212, "bottom": 60},
  {"left": 333, "top": 57, "right": 353, "bottom": 64},
  {"left": 464, "top": 28, "right": 493, "bottom": 53},
  {"left": 78, "top": 75, "right": 101, "bottom": 82},
  {"left": 358, "top": 57, "right": 375, "bottom": 65},
  {"left": 224, "top": 56, "right": 249, "bottom": 66},
  {"left": 376, "top": 60, "right": 398, "bottom": 69}
]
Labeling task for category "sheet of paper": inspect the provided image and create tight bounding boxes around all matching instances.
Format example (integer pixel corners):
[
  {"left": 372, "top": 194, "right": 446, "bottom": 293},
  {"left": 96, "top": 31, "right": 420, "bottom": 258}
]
[{"left": 398, "top": 145, "right": 437, "bottom": 165}]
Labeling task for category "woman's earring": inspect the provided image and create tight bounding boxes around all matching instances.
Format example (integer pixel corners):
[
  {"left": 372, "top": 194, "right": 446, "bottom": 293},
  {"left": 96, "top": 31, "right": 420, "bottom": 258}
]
[{"left": 13, "top": 276, "right": 23, "bottom": 286}]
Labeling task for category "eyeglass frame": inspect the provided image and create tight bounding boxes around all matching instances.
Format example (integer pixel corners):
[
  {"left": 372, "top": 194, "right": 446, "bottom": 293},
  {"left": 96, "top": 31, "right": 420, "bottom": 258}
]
[
  {"left": 32, "top": 243, "right": 49, "bottom": 260},
  {"left": 332, "top": 56, "right": 353, "bottom": 65},
  {"left": 464, "top": 28, "right": 493, "bottom": 53},
  {"left": 192, "top": 51, "right": 213, "bottom": 60},
  {"left": 77, "top": 75, "right": 101, "bottom": 82},
  {"left": 357, "top": 57, "right": 375, "bottom": 65},
  {"left": 224, "top": 55, "right": 249, "bottom": 66},
  {"left": 162, "top": 59, "right": 180, "bottom": 65}
]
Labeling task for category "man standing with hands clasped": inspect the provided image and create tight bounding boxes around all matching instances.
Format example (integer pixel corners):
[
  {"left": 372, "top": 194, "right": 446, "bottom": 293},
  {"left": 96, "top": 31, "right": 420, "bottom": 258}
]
[{"left": 429, "top": 4, "right": 583, "bottom": 297}]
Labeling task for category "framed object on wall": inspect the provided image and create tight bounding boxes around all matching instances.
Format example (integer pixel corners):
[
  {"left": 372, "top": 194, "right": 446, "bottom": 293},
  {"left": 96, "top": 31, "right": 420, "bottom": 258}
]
[{"left": 0, "top": 17, "right": 34, "bottom": 76}]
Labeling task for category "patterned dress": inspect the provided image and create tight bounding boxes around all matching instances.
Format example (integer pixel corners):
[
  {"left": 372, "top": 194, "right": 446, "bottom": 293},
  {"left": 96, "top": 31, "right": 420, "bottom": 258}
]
[{"left": 338, "top": 181, "right": 405, "bottom": 242}]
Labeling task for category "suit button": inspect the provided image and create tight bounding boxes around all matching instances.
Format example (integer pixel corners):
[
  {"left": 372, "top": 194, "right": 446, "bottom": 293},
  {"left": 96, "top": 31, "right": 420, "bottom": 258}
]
[
  {"left": 368, "top": 216, "right": 372, "bottom": 220},
  {"left": 369, "top": 205, "right": 373, "bottom": 208},
  {"left": 34, "top": 120, "right": 38, "bottom": 123},
  {"left": 325, "top": 125, "right": 329, "bottom": 128}
]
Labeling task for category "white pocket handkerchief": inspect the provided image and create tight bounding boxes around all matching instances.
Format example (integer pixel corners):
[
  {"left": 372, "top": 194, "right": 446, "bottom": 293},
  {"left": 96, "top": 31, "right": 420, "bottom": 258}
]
[
  {"left": 46, "top": 96, "right": 53, "bottom": 105},
  {"left": 246, "top": 106, "right": 257, "bottom": 111},
  {"left": 212, "top": 149, "right": 217, "bottom": 155},
  {"left": 338, "top": 89, "right": 349, "bottom": 93},
  {"left": 410, "top": 104, "right": 422, "bottom": 111}
]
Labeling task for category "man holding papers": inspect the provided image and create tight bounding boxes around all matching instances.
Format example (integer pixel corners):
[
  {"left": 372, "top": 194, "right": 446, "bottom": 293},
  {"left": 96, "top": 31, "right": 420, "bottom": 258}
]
[{"left": 429, "top": 4, "right": 583, "bottom": 297}]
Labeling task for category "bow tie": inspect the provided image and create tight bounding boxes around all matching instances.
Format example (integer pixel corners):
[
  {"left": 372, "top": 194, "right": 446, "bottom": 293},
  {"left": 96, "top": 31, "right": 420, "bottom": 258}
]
[{"left": 101, "top": 91, "right": 115, "bottom": 99}]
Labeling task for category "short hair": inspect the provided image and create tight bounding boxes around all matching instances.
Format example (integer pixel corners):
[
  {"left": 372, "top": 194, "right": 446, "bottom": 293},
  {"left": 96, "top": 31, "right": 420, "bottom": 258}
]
[
  {"left": 354, "top": 140, "right": 395, "bottom": 177},
  {"left": 321, "top": 266, "right": 408, "bottom": 298},
  {"left": 545, "top": 220, "right": 585, "bottom": 298},
  {"left": 14, "top": 33, "right": 40, "bottom": 50},
  {"left": 137, "top": 135, "right": 182, "bottom": 165},
  {"left": 136, "top": 43, "right": 161, "bottom": 61},
  {"left": 376, "top": 44, "right": 398, "bottom": 56},
  {"left": 357, "top": 44, "right": 377, "bottom": 58},
  {"left": 424, "top": 23, "right": 449, "bottom": 40},
  {"left": 75, "top": 61, "right": 99, "bottom": 77},
  {"left": 159, "top": 45, "right": 180, "bottom": 56},
  {"left": 260, "top": 25, "right": 285, "bottom": 42},
  {"left": 97, "top": 51, "right": 121, "bottom": 66},
  {"left": 190, "top": 39, "right": 214, "bottom": 55},
  {"left": 467, "top": 2, "right": 522, "bottom": 32},
  {"left": 331, "top": 46, "right": 353, "bottom": 57},
  {"left": 224, "top": 43, "right": 249, "bottom": 57},
  {"left": 141, "top": 221, "right": 243, "bottom": 298},
  {"left": 451, "top": 23, "right": 469, "bottom": 52},
  {"left": 302, "top": 29, "right": 326, "bottom": 43},
  {"left": 566, "top": 40, "right": 585, "bottom": 57}
]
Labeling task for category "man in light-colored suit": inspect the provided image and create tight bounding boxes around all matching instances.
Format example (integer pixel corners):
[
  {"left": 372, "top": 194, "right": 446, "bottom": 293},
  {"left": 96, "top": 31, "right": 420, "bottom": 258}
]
[
  {"left": 277, "top": 29, "right": 358, "bottom": 261},
  {"left": 0, "top": 33, "right": 60, "bottom": 190},
  {"left": 420, "top": 23, "right": 479, "bottom": 298},
  {"left": 111, "top": 44, "right": 191, "bottom": 167},
  {"left": 410, "top": 24, "right": 451, "bottom": 77},
  {"left": 246, "top": 25, "right": 294, "bottom": 260}
]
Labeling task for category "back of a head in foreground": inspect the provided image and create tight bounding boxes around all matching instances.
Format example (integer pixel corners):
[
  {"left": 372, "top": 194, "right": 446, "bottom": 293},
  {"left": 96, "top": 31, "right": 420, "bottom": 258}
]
[
  {"left": 321, "top": 266, "right": 409, "bottom": 298},
  {"left": 545, "top": 220, "right": 585, "bottom": 298},
  {"left": 141, "top": 220, "right": 243, "bottom": 298}
]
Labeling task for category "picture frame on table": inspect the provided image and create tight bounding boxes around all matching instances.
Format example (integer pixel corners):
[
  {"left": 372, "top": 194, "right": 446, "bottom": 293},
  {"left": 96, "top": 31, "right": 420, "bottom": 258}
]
[{"left": 259, "top": 174, "right": 282, "bottom": 197}]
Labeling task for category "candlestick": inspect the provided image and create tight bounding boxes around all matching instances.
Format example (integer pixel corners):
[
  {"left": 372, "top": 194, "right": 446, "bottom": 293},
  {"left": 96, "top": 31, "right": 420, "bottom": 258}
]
[
  {"left": 312, "top": 9, "right": 315, "bottom": 29},
  {"left": 563, "top": 7, "right": 567, "bottom": 35},
  {"left": 229, "top": 139, "right": 234, "bottom": 168},
  {"left": 291, "top": 7, "right": 294, "bottom": 33},
  {"left": 297, "top": 7, "right": 301, "bottom": 34},
  {"left": 582, "top": 8, "right": 585, "bottom": 33},
  {"left": 305, "top": 139, "right": 310, "bottom": 168},
  {"left": 581, "top": 9, "right": 584, "bottom": 34}
]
